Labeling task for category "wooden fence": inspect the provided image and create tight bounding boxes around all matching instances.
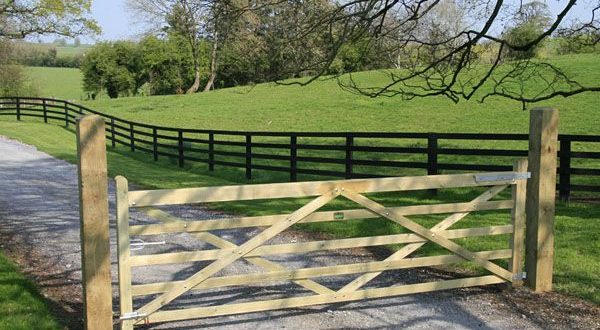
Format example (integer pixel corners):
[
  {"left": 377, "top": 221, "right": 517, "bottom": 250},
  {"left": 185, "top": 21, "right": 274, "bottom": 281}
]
[
  {"left": 2, "top": 96, "right": 598, "bottom": 200},
  {"left": 115, "top": 163, "right": 528, "bottom": 328}
]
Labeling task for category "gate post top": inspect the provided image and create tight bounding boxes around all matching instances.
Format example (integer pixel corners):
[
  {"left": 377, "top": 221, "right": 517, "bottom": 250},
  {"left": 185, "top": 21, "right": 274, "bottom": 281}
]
[
  {"left": 116, "top": 175, "right": 128, "bottom": 184},
  {"left": 530, "top": 107, "right": 558, "bottom": 111},
  {"left": 77, "top": 113, "right": 104, "bottom": 123}
]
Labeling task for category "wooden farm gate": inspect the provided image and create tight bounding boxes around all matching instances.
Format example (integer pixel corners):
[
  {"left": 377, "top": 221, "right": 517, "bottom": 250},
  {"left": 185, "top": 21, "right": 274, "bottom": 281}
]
[{"left": 115, "top": 160, "right": 529, "bottom": 329}]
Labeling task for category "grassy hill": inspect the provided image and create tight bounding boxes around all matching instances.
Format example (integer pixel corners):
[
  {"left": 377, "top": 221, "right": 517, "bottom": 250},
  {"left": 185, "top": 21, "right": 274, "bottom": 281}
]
[
  {"left": 79, "top": 54, "right": 600, "bottom": 135},
  {"left": 23, "top": 53, "right": 600, "bottom": 135},
  {"left": 26, "top": 67, "right": 84, "bottom": 101}
]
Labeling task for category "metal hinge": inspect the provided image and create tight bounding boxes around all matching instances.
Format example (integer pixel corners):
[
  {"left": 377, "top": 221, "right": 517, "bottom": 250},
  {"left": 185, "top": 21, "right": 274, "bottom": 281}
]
[
  {"left": 474, "top": 172, "right": 531, "bottom": 183},
  {"left": 512, "top": 272, "right": 527, "bottom": 281},
  {"left": 120, "top": 312, "right": 147, "bottom": 321}
]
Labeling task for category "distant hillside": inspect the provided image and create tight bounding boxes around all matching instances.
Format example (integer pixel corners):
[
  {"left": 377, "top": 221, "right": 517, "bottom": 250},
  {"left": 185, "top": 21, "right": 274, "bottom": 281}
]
[
  {"left": 27, "top": 67, "right": 84, "bottom": 100},
  {"left": 82, "top": 54, "right": 600, "bottom": 135}
]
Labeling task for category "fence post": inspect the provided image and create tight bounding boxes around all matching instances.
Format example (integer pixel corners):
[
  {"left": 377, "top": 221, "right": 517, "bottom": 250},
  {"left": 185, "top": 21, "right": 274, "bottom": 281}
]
[
  {"left": 153, "top": 128, "right": 158, "bottom": 161},
  {"left": 178, "top": 130, "right": 184, "bottom": 168},
  {"left": 129, "top": 123, "right": 135, "bottom": 152},
  {"left": 42, "top": 99, "right": 48, "bottom": 123},
  {"left": 110, "top": 118, "right": 116, "bottom": 148},
  {"left": 16, "top": 97, "right": 21, "bottom": 121},
  {"left": 559, "top": 138, "right": 571, "bottom": 202},
  {"left": 64, "top": 102, "right": 69, "bottom": 127},
  {"left": 427, "top": 133, "right": 438, "bottom": 195},
  {"left": 345, "top": 134, "right": 354, "bottom": 179},
  {"left": 526, "top": 107, "right": 558, "bottom": 293},
  {"left": 209, "top": 132, "right": 215, "bottom": 171},
  {"left": 76, "top": 115, "right": 112, "bottom": 330},
  {"left": 246, "top": 134, "right": 252, "bottom": 180},
  {"left": 510, "top": 158, "right": 528, "bottom": 287},
  {"left": 290, "top": 134, "right": 298, "bottom": 182}
]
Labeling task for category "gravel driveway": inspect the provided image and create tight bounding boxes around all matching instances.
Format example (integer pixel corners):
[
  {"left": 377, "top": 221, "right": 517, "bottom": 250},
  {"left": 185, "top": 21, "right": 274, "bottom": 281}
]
[{"left": 0, "top": 135, "right": 595, "bottom": 330}]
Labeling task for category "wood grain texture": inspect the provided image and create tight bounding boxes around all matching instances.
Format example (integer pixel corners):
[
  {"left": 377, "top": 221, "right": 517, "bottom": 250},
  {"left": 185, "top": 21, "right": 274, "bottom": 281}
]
[
  {"left": 526, "top": 108, "right": 558, "bottom": 292},
  {"left": 140, "top": 275, "right": 505, "bottom": 324},
  {"left": 128, "top": 171, "right": 524, "bottom": 207},
  {"left": 76, "top": 115, "right": 112, "bottom": 330},
  {"left": 116, "top": 176, "right": 133, "bottom": 330},
  {"left": 510, "top": 159, "right": 528, "bottom": 287}
]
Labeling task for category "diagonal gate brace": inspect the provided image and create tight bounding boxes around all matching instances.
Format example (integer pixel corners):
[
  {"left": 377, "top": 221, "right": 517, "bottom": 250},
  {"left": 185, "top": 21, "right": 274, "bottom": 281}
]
[
  {"left": 340, "top": 189, "right": 513, "bottom": 282},
  {"left": 134, "top": 190, "right": 339, "bottom": 319},
  {"left": 338, "top": 184, "right": 509, "bottom": 293},
  {"left": 142, "top": 207, "right": 334, "bottom": 295}
]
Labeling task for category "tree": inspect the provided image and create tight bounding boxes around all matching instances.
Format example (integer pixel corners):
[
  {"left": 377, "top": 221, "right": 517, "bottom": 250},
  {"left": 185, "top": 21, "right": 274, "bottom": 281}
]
[
  {"left": 1, "top": 1, "right": 98, "bottom": 97},
  {"left": 140, "top": 35, "right": 196, "bottom": 94},
  {"left": 0, "top": 40, "right": 38, "bottom": 96},
  {"left": 81, "top": 42, "right": 145, "bottom": 98},
  {"left": 278, "top": 0, "right": 600, "bottom": 107},
  {"left": 503, "top": 1, "right": 552, "bottom": 59},
  {"left": 127, "top": 0, "right": 209, "bottom": 93},
  {"left": 127, "top": 0, "right": 282, "bottom": 93},
  {"left": 0, "top": 0, "right": 99, "bottom": 39}
]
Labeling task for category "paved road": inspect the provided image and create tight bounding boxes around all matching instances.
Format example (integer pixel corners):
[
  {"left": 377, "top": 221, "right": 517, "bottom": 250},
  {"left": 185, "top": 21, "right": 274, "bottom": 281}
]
[{"left": 0, "top": 135, "right": 547, "bottom": 329}]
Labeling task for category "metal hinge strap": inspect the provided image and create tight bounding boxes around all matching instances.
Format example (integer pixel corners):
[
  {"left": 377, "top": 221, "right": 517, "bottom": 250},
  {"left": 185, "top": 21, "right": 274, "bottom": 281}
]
[{"left": 474, "top": 172, "right": 531, "bottom": 183}]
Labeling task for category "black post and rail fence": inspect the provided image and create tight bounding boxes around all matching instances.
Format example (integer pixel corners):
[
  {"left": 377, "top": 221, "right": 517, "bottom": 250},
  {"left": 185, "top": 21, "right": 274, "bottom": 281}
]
[{"left": 2, "top": 96, "right": 599, "bottom": 201}]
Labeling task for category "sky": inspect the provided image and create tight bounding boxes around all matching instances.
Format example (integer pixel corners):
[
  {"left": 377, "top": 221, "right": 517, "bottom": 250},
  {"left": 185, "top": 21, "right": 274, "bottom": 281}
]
[
  {"left": 47, "top": 0, "right": 599, "bottom": 44},
  {"left": 88, "top": 0, "right": 138, "bottom": 42}
]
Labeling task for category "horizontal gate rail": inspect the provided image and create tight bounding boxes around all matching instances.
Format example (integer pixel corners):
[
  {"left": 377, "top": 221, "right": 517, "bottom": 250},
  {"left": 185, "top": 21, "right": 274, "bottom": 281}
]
[
  {"left": 131, "top": 200, "right": 512, "bottom": 235},
  {"left": 129, "top": 225, "right": 514, "bottom": 267},
  {"left": 127, "top": 171, "right": 525, "bottom": 207},
  {"left": 144, "top": 275, "right": 506, "bottom": 324},
  {"left": 2, "top": 96, "right": 598, "bottom": 199},
  {"left": 115, "top": 163, "right": 529, "bottom": 328},
  {"left": 131, "top": 250, "right": 512, "bottom": 296}
]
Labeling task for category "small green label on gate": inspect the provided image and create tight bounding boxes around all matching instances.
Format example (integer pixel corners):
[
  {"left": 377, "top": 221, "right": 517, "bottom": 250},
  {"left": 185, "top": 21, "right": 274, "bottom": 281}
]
[{"left": 334, "top": 212, "right": 344, "bottom": 220}]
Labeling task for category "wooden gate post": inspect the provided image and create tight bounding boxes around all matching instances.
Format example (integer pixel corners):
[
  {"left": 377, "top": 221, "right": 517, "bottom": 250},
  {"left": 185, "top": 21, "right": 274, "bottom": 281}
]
[
  {"left": 76, "top": 115, "right": 113, "bottom": 329},
  {"left": 525, "top": 107, "right": 558, "bottom": 292}
]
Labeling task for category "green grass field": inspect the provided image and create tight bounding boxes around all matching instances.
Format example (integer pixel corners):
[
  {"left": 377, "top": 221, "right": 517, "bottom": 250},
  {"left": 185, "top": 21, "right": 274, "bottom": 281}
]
[
  {"left": 82, "top": 54, "right": 600, "bottom": 135},
  {"left": 1, "top": 53, "right": 597, "bottom": 315},
  {"left": 0, "top": 251, "right": 62, "bottom": 330},
  {"left": 26, "top": 67, "right": 84, "bottom": 101}
]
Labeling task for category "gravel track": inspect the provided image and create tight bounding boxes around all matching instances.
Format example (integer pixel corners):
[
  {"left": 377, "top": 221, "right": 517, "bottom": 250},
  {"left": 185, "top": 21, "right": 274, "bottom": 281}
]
[{"left": 0, "top": 135, "right": 596, "bottom": 330}]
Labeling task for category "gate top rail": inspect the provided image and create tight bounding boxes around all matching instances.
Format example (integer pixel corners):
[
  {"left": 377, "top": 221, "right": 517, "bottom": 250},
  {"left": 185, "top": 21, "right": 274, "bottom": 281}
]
[{"left": 128, "top": 171, "right": 529, "bottom": 207}]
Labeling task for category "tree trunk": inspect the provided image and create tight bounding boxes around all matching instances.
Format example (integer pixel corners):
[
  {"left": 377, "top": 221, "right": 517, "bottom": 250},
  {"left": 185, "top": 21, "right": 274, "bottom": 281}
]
[
  {"left": 186, "top": 65, "right": 201, "bottom": 94},
  {"left": 203, "top": 34, "right": 218, "bottom": 92},
  {"left": 186, "top": 32, "right": 201, "bottom": 94}
]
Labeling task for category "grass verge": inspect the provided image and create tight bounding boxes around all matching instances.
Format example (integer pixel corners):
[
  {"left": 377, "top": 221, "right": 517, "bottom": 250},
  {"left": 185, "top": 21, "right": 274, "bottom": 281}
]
[{"left": 0, "top": 251, "right": 62, "bottom": 330}]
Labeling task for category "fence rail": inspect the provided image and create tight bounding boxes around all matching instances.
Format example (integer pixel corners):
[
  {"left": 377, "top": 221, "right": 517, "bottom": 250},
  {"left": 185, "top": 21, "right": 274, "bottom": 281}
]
[{"left": 2, "top": 96, "right": 599, "bottom": 200}]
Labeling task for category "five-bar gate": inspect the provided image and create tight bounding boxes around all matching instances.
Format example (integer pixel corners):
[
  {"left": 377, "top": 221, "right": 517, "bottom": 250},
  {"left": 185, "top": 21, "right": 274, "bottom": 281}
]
[{"left": 115, "top": 159, "right": 528, "bottom": 329}]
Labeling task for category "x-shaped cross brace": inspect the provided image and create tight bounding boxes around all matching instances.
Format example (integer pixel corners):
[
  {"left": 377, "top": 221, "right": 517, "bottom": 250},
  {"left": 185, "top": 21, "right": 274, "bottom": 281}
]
[{"left": 339, "top": 187, "right": 513, "bottom": 288}]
